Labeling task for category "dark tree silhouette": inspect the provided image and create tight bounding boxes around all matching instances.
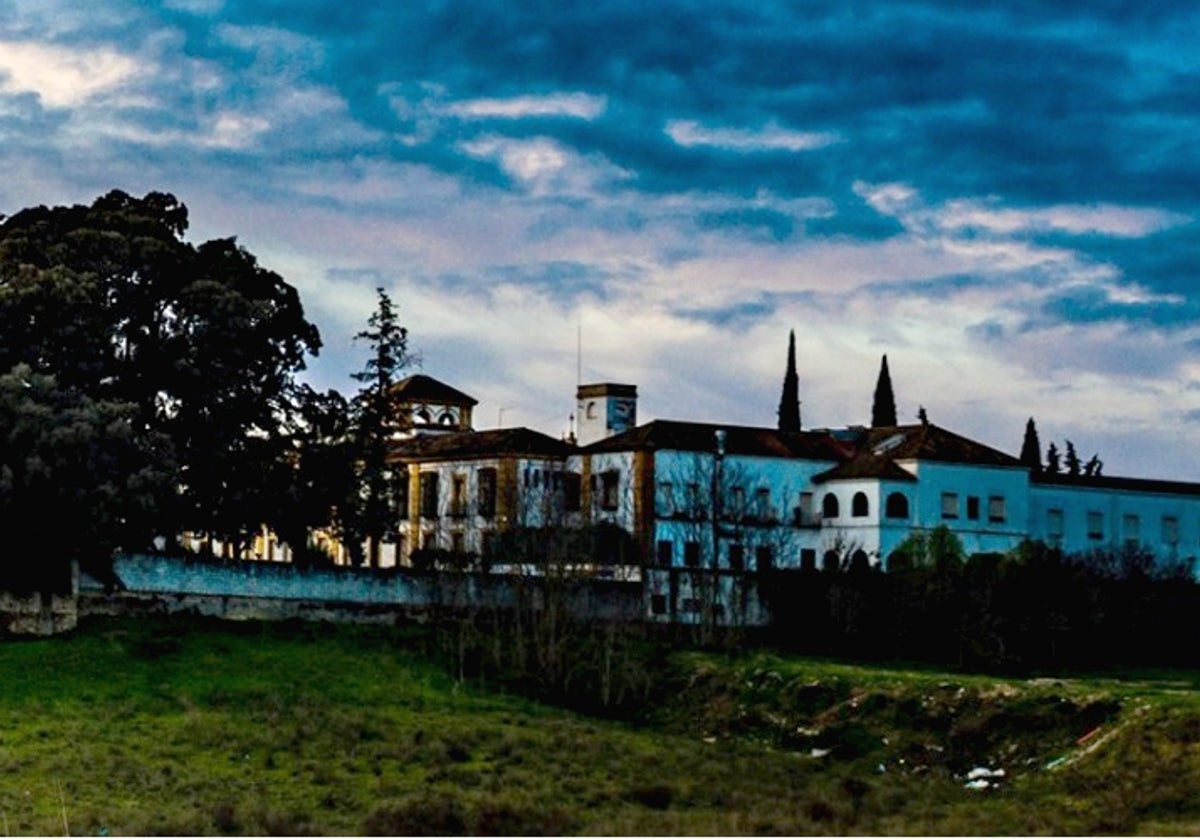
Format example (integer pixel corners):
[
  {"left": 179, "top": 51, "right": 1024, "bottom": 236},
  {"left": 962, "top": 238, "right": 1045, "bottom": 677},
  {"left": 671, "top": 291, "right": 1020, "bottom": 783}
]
[
  {"left": 871, "top": 354, "right": 897, "bottom": 427},
  {"left": 1064, "top": 440, "right": 1082, "bottom": 476},
  {"left": 1019, "top": 417, "right": 1042, "bottom": 472},
  {"left": 777, "top": 330, "right": 801, "bottom": 432},
  {"left": 0, "top": 190, "right": 321, "bottom": 556},
  {"left": 1046, "top": 442, "right": 1062, "bottom": 474},
  {"left": 350, "top": 287, "right": 412, "bottom": 566}
]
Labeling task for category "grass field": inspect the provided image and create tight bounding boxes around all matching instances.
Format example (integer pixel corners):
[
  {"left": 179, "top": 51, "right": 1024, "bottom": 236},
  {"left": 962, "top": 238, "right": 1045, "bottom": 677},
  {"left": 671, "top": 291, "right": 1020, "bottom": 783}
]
[{"left": 0, "top": 616, "right": 1197, "bottom": 835}]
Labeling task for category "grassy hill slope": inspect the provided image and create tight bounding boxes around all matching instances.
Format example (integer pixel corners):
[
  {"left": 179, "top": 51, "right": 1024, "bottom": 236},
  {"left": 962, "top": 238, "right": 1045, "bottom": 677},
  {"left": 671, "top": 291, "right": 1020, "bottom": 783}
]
[{"left": 0, "top": 617, "right": 1196, "bottom": 835}]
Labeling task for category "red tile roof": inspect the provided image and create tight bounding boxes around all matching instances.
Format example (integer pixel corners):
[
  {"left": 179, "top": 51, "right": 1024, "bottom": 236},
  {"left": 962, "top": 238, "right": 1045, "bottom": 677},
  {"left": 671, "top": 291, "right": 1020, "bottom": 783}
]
[{"left": 389, "top": 374, "right": 478, "bottom": 406}]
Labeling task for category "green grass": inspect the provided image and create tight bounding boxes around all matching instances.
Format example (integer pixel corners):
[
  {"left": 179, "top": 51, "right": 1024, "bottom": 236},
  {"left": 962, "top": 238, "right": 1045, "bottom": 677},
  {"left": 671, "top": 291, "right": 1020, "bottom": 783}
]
[{"left": 0, "top": 618, "right": 1197, "bottom": 834}]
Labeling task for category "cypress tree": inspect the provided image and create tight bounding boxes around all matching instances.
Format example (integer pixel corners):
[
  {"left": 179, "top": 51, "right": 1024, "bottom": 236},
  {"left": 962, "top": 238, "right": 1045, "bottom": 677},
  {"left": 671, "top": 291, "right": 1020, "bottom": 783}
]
[
  {"left": 1064, "top": 440, "right": 1082, "bottom": 476},
  {"left": 871, "top": 354, "right": 897, "bottom": 427},
  {"left": 1019, "top": 417, "right": 1042, "bottom": 472},
  {"left": 1046, "top": 442, "right": 1061, "bottom": 474},
  {"left": 777, "top": 330, "right": 801, "bottom": 432}
]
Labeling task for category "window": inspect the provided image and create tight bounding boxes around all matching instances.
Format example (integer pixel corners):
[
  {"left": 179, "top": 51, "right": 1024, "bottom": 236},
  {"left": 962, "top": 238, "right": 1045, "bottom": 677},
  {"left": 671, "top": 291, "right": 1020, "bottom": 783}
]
[
  {"left": 650, "top": 594, "right": 668, "bottom": 615},
  {"left": 822, "top": 493, "right": 840, "bottom": 519},
  {"left": 477, "top": 468, "right": 497, "bottom": 517},
  {"left": 1123, "top": 513, "right": 1140, "bottom": 548},
  {"left": 728, "top": 543, "right": 745, "bottom": 571},
  {"left": 1163, "top": 515, "right": 1179, "bottom": 547},
  {"left": 687, "top": 483, "right": 704, "bottom": 519},
  {"left": 755, "top": 545, "right": 774, "bottom": 572},
  {"left": 1087, "top": 511, "right": 1104, "bottom": 540},
  {"left": 684, "top": 541, "right": 701, "bottom": 568},
  {"left": 481, "top": 531, "right": 495, "bottom": 557},
  {"left": 941, "top": 492, "right": 959, "bottom": 520},
  {"left": 966, "top": 496, "right": 980, "bottom": 521},
  {"left": 450, "top": 531, "right": 464, "bottom": 554},
  {"left": 755, "top": 488, "right": 772, "bottom": 522},
  {"left": 681, "top": 598, "right": 701, "bottom": 613},
  {"left": 988, "top": 495, "right": 1006, "bottom": 523},
  {"left": 419, "top": 472, "right": 439, "bottom": 518},
  {"left": 421, "top": 530, "right": 436, "bottom": 550},
  {"left": 563, "top": 472, "right": 582, "bottom": 512},
  {"left": 800, "top": 548, "right": 817, "bottom": 571},
  {"left": 1047, "top": 509, "right": 1064, "bottom": 547},
  {"left": 600, "top": 470, "right": 620, "bottom": 511},
  {"left": 657, "top": 540, "right": 674, "bottom": 566},
  {"left": 796, "top": 492, "right": 815, "bottom": 526},
  {"left": 396, "top": 472, "right": 410, "bottom": 521},
  {"left": 658, "top": 482, "right": 675, "bottom": 516},
  {"left": 450, "top": 474, "right": 467, "bottom": 518},
  {"left": 885, "top": 492, "right": 909, "bottom": 520},
  {"left": 730, "top": 486, "right": 745, "bottom": 520},
  {"left": 852, "top": 491, "right": 869, "bottom": 518}
]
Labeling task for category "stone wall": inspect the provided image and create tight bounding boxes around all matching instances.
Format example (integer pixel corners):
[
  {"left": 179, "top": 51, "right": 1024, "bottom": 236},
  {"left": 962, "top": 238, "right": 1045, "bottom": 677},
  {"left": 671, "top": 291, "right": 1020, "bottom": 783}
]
[{"left": 78, "top": 554, "right": 644, "bottom": 625}]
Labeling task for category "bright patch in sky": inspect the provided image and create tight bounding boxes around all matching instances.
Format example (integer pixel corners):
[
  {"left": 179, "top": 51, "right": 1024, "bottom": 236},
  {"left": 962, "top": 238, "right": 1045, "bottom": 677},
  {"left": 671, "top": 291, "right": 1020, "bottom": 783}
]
[{"left": 0, "top": 39, "right": 138, "bottom": 107}]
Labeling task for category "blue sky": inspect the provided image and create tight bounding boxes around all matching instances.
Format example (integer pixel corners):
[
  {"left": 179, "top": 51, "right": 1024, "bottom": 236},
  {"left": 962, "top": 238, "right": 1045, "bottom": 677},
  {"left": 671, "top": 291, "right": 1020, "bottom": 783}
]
[{"left": 2, "top": 1, "right": 1199, "bottom": 478}]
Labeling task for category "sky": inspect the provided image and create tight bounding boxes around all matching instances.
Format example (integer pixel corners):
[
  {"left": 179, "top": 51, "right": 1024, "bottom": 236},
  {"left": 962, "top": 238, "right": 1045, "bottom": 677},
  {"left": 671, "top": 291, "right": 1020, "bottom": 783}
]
[{"left": 1, "top": 1, "right": 1199, "bottom": 479}]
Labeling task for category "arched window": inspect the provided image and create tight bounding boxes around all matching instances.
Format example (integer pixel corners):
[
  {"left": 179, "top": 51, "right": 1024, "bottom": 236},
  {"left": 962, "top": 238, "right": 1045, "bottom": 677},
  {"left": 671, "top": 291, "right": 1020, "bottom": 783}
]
[
  {"left": 414, "top": 407, "right": 432, "bottom": 424},
  {"left": 885, "top": 492, "right": 910, "bottom": 519},
  {"left": 852, "top": 492, "right": 869, "bottom": 518},
  {"left": 438, "top": 410, "right": 456, "bottom": 426},
  {"left": 822, "top": 493, "right": 839, "bottom": 519}
]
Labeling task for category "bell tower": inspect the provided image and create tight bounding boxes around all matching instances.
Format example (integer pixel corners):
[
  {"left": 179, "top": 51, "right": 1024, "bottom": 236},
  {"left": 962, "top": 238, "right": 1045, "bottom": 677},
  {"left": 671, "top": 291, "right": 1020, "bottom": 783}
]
[{"left": 576, "top": 383, "right": 637, "bottom": 446}]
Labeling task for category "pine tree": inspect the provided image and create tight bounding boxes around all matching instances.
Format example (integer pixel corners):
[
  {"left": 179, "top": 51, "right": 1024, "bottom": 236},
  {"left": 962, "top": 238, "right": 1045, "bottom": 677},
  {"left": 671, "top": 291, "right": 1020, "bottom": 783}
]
[
  {"left": 871, "top": 355, "right": 897, "bottom": 427},
  {"left": 1064, "top": 440, "right": 1081, "bottom": 476},
  {"left": 777, "top": 330, "right": 801, "bottom": 432},
  {"left": 1046, "top": 442, "right": 1061, "bottom": 474},
  {"left": 350, "top": 288, "right": 411, "bottom": 567},
  {"left": 1019, "top": 417, "right": 1042, "bottom": 472}
]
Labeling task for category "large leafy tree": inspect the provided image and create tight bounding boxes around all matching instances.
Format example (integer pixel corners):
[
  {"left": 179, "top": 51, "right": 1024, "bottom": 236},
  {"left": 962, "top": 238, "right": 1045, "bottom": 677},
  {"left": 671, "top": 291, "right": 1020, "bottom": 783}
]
[
  {"left": 0, "top": 190, "right": 321, "bottom": 557},
  {"left": 0, "top": 365, "right": 172, "bottom": 589}
]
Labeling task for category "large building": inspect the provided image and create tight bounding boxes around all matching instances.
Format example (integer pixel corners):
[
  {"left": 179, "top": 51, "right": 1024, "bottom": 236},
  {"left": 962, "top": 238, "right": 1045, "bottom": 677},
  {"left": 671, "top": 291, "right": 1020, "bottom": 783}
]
[{"left": 385, "top": 351, "right": 1200, "bottom": 624}]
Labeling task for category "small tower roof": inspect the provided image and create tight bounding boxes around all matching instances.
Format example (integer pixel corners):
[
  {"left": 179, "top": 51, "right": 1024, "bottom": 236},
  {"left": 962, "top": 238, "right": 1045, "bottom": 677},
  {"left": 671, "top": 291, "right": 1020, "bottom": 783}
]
[{"left": 389, "top": 374, "right": 478, "bottom": 406}]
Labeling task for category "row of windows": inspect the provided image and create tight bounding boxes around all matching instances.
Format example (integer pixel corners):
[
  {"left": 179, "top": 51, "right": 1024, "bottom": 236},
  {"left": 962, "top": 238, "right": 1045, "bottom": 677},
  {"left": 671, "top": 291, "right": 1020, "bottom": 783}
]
[
  {"left": 1046, "top": 509, "right": 1188, "bottom": 547},
  {"left": 414, "top": 467, "right": 609, "bottom": 520},
  {"left": 820, "top": 491, "right": 910, "bottom": 521},
  {"left": 940, "top": 492, "right": 1006, "bottom": 524},
  {"left": 655, "top": 539, "right": 775, "bottom": 571}
]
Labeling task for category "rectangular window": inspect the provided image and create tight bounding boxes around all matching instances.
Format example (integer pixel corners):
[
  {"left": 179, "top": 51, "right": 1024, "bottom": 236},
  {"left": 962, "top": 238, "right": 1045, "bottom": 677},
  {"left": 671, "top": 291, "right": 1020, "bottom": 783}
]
[
  {"left": 395, "top": 472, "right": 410, "bottom": 521},
  {"left": 987, "top": 495, "right": 1006, "bottom": 524},
  {"left": 755, "top": 488, "right": 772, "bottom": 522},
  {"left": 966, "top": 496, "right": 980, "bottom": 521},
  {"left": 687, "top": 483, "right": 704, "bottom": 519},
  {"left": 600, "top": 470, "right": 620, "bottom": 511},
  {"left": 450, "top": 474, "right": 467, "bottom": 518},
  {"left": 657, "top": 482, "right": 675, "bottom": 516},
  {"left": 684, "top": 541, "right": 701, "bottom": 568},
  {"left": 450, "top": 531, "right": 464, "bottom": 554},
  {"left": 941, "top": 492, "right": 959, "bottom": 520},
  {"left": 650, "top": 594, "right": 668, "bottom": 615},
  {"left": 755, "top": 545, "right": 774, "bottom": 572},
  {"left": 563, "top": 472, "right": 582, "bottom": 512},
  {"left": 1163, "top": 515, "right": 1179, "bottom": 546},
  {"left": 1047, "top": 509, "right": 1064, "bottom": 546},
  {"left": 797, "top": 492, "right": 814, "bottom": 526},
  {"left": 800, "top": 548, "right": 817, "bottom": 571},
  {"left": 419, "top": 472, "right": 439, "bottom": 519},
  {"left": 1123, "top": 513, "right": 1140, "bottom": 548},
  {"left": 657, "top": 540, "right": 674, "bottom": 566},
  {"left": 421, "top": 530, "right": 436, "bottom": 550},
  {"left": 477, "top": 468, "right": 497, "bottom": 517},
  {"left": 730, "top": 486, "right": 745, "bottom": 520},
  {"left": 1087, "top": 511, "right": 1104, "bottom": 540},
  {"left": 481, "top": 531, "right": 495, "bottom": 558},
  {"left": 728, "top": 543, "right": 744, "bottom": 572}
]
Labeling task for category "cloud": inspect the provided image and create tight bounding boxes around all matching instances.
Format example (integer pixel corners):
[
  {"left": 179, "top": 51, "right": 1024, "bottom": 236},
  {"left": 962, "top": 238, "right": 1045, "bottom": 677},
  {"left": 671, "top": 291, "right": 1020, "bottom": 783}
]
[
  {"left": 0, "top": 39, "right": 139, "bottom": 107},
  {"left": 443, "top": 92, "right": 606, "bottom": 120},
  {"left": 664, "top": 119, "right": 840, "bottom": 153}
]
